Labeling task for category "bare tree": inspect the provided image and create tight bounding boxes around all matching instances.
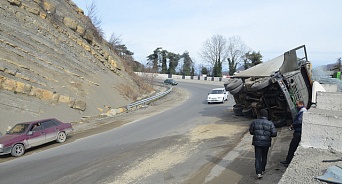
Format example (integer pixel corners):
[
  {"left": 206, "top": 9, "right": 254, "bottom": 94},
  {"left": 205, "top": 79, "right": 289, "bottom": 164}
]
[
  {"left": 85, "top": 0, "right": 104, "bottom": 38},
  {"left": 108, "top": 32, "right": 122, "bottom": 54},
  {"left": 108, "top": 33, "right": 122, "bottom": 47},
  {"left": 200, "top": 34, "right": 228, "bottom": 77},
  {"left": 227, "top": 36, "right": 249, "bottom": 75}
]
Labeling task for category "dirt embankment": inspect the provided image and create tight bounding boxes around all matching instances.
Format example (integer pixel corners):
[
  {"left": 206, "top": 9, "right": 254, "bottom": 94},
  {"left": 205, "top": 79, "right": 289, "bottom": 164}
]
[{"left": 0, "top": 0, "right": 151, "bottom": 133}]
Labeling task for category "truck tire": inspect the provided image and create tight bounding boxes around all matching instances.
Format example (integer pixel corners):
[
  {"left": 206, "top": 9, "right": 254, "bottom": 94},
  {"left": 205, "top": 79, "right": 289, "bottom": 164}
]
[
  {"left": 242, "top": 106, "right": 254, "bottom": 117},
  {"left": 224, "top": 78, "right": 243, "bottom": 91},
  {"left": 233, "top": 104, "right": 244, "bottom": 116},
  {"left": 251, "top": 77, "right": 271, "bottom": 91},
  {"left": 229, "top": 83, "right": 244, "bottom": 95}
]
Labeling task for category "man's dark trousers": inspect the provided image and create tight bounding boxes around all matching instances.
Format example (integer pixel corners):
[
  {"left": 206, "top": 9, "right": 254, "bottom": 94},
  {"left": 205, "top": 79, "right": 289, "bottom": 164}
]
[
  {"left": 254, "top": 146, "right": 269, "bottom": 174},
  {"left": 286, "top": 132, "right": 301, "bottom": 163}
]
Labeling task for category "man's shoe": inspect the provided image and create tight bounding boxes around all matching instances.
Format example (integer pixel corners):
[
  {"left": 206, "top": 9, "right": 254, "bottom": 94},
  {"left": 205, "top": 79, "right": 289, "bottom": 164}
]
[
  {"left": 280, "top": 161, "right": 289, "bottom": 164},
  {"left": 257, "top": 174, "right": 263, "bottom": 179}
]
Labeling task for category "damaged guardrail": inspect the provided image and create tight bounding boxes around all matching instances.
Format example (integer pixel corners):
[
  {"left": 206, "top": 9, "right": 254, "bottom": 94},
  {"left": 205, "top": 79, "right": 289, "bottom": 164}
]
[{"left": 126, "top": 84, "right": 173, "bottom": 111}]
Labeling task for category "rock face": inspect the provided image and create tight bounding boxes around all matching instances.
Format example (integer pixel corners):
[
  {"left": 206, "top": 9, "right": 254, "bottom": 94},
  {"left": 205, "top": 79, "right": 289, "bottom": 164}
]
[{"left": 0, "top": 0, "right": 146, "bottom": 133}]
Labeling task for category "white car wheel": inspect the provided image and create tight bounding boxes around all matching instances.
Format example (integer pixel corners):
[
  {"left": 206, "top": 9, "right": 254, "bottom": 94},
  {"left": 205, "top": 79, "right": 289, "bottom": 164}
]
[{"left": 56, "top": 132, "right": 67, "bottom": 143}]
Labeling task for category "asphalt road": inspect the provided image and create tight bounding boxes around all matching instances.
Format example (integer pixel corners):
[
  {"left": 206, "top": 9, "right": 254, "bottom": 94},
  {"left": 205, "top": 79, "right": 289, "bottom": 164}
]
[{"left": 0, "top": 80, "right": 289, "bottom": 183}]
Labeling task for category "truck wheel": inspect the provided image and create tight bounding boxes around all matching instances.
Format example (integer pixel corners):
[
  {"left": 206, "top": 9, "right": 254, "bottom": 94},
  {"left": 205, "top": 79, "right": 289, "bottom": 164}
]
[
  {"left": 233, "top": 104, "right": 244, "bottom": 116},
  {"left": 242, "top": 106, "right": 254, "bottom": 117},
  {"left": 251, "top": 77, "right": 271, "bottom": 91},
  {"left": 229, "top": 83, "right": 244, "bottom": 95},
  {"left": 224, "top": 78, "right": 243, "bottom": 91}
]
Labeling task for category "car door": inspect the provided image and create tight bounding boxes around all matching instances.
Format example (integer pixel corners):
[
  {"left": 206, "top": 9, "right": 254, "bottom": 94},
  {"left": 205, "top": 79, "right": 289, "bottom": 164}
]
[
  {"left": 41, "top": 120, "right": 59, "bottom": 142},
  {"left": 27, "top": 124, "right": 46, "bottom": 147}
]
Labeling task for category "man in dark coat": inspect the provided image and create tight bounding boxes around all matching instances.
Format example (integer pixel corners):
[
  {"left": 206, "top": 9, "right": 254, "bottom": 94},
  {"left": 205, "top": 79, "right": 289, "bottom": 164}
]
[
  {"left": 280, "top": 100, "right": 307, "bottom": 166},
  {"left": 249, "top": 109, "right": 277, "bottom": 179}
]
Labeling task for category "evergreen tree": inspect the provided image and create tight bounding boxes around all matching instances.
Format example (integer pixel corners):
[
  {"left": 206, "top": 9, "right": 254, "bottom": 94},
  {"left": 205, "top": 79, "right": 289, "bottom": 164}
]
[
  {"left": 191, "top": 66, "right": 195, "bottom": 76},
  {"left": 181, "top": 51, "right": 193, "bottom": 76},
  {"left": 167, "top": 52, "right": 180, "bottom": 74},
  {"left": 244, "top": 51, "right": 263, "bottom": 69},
  {"left": 201, "top": 66, "right": 208, "bottom": 75},
  {"left": 147, "top": 47, "right": 162, "bottom": 72},
  {"left": 213, "top": 61, "right": 218, "bottom": 76},
  {"left": 217, "top": 59, "right": 222, "bottom": 77},
  {"left": 333, "top": 57, "right": 341, "bottom": 71},
  {"left": 160, "top": 50, "right": 168, "bottom": 74}
]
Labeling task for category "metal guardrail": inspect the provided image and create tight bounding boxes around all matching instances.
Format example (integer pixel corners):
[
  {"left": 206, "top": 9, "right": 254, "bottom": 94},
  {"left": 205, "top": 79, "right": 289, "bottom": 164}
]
[{"left": 126, "top": 84, "right": 173, "bottom": 110}]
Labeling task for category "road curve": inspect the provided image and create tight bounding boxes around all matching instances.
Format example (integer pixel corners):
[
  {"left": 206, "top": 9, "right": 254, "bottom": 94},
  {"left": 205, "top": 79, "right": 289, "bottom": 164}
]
[{"left": 0, "top": 80, "right": 287, "bottom": 184}]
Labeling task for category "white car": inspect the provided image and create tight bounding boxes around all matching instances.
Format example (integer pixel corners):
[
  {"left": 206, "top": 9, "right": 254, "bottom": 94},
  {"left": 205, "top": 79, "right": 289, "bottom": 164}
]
[{"left": 207, "top": 88, "right": 228, "bottom": 104}]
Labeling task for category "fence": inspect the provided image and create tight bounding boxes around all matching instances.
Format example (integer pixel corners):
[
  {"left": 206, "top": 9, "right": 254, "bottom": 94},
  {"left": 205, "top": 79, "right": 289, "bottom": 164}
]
[
  {"left": 126, "top": 84, "right": 173, "bottom": 110},
  {"left": 134, "top": 72, "right": 231, "bottom": 82}
]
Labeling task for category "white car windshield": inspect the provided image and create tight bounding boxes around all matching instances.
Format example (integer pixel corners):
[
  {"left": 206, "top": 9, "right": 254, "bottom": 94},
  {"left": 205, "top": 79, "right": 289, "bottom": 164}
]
[{"left": 211, "top": 90, "right": 224, "bottom": 94}]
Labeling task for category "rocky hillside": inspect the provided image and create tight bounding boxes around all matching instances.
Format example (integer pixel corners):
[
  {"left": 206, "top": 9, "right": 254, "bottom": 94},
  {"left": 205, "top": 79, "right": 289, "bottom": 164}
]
[{"left": 0, "top": 0, "right": 152, "bottom": 133}]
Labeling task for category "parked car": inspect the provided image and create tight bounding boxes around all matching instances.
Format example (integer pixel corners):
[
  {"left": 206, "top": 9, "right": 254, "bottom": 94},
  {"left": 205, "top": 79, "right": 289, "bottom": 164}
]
[
  {"left": 164, "top": 79, "right": 178, "bottom": 85},
  {"left": 224, "top": 45, "right": 313, "bottom": 127},
  {"left": 207, "top": 88, "right": 228, "bottom": 104},
  {"left": 0, "top": 118, "right": 73, "bottom": 157}
]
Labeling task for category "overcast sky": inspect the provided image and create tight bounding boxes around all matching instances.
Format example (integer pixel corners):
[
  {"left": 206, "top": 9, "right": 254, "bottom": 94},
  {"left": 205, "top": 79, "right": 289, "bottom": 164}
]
[{"left": 72, "top": 0, "right": 341, "bottom": 69}]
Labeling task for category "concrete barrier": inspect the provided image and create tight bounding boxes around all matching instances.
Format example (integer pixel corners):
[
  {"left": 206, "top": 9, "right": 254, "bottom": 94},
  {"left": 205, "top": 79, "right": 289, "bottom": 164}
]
[
  {"left": 301, "top": 92, "right": 342, "bottom": 152},
  {"left": 199, "top": 76, "right": 206, "bottom": 80},
  {"left": 301, "top": 108, "right": 342, "bottom": 152},
  {"left": 160, "top": 74, "right": 169, "bottom": 79},
  {"left": 316, "top": 92, "right": 342, "bottom": 111},
  {"left": 321, "top": 84, "right": 338, "bottom": 92},
  {"left": 135, "top": 72, "right": 233, "bottom": 83}
]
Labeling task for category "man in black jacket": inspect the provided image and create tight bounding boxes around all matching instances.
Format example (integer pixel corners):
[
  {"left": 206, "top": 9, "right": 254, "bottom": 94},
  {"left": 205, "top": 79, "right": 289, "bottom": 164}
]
[{"left": 249, "top": 109, "right": 277, "bottom": 179}]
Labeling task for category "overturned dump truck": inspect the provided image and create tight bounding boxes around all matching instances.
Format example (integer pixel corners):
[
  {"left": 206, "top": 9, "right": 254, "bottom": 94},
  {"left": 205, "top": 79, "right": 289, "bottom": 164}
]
[{"left": 224, "top": 45, "right": 313, "bottom": 127}]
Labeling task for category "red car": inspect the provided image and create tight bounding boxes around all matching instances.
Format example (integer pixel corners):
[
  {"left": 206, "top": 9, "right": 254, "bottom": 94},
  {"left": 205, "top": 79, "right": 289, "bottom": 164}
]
[{"left": 0, "top": 118, "right": 73, "bottom": 157}]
